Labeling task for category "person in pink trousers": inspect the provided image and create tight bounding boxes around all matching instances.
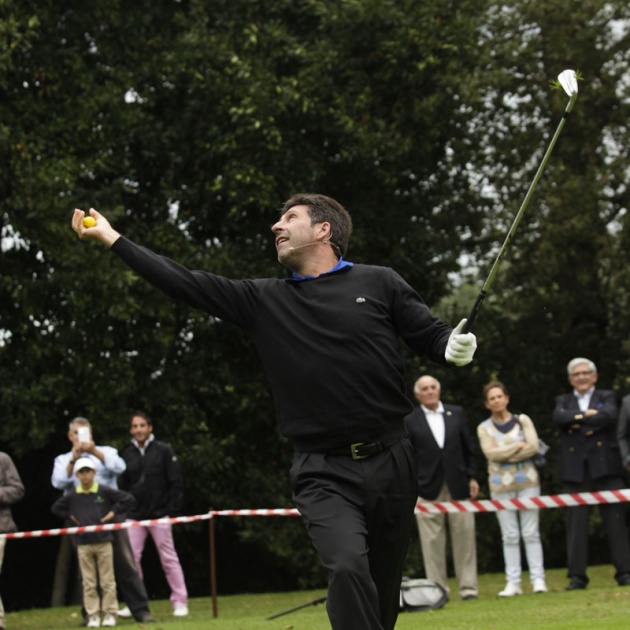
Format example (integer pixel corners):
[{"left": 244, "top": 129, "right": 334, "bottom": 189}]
[{"left": 118, "top": 411, "right": 189, "bottom": 618}]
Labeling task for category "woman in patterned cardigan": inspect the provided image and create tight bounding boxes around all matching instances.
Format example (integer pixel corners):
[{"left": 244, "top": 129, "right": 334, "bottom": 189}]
[{"left": 477, "top": 381, "right": 547, "bottom": 597}]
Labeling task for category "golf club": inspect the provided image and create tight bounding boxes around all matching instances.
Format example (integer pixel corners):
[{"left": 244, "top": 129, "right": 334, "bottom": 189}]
[{"left": 462, "top": 69, "right": 579, "bottom": 333}]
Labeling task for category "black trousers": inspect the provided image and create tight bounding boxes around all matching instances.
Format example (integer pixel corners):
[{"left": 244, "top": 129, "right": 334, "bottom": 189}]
[
  {"left": 290, "top": 438, "right": 417, "bottom": 630},
  {"left": 111, "top": 528, "right": 151, "bottom": 619},
  {"left": 563, "top": 468, "right": 630, "bottom": 582}
]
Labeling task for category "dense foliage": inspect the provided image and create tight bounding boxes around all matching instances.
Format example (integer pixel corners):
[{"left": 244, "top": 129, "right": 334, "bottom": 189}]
[{"left": 1, "top": 0, "right": 629, "bottom": 609}]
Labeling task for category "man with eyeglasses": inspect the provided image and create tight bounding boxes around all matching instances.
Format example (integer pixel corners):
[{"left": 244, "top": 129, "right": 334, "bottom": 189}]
[{"left": 553, "top": 357, "right": 630, "bottom": 591}]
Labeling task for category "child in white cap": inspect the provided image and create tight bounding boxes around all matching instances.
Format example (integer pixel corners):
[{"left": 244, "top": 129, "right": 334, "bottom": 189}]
[{"left": 52, "top": 457, "right": 135, "bottom": 627}]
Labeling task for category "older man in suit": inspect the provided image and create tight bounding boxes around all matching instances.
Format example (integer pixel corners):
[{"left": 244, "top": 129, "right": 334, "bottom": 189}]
[
  {"left": 553, "top": 357, "right": 630, "bottom": 590},
  {"left": 404, "top": 375, "right": 479, "bottom": 600}
]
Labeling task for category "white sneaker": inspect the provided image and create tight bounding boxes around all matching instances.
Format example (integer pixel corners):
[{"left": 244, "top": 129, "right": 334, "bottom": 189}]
[
  {"left": 87, "top": 615, "right": 101, "bottom": 628},
  {"left": 173, "top": 604, "right": 189, "bottom": 617},
  {"left": 533, "top": 578, "right": 548, "bottom": 593},
  {"left": 498, "top": 582, "right": 523, "bottom": 597},
  {"left": 117, "top": 606, "right": 132, "bottom": 618},
  {"left": 101, "top": 613, "right": 116, "bottom": 627}
]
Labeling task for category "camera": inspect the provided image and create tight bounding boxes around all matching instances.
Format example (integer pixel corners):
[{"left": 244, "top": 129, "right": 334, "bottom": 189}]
[{"left": 77, "top": 426, "right": 91, "bottom": 443}]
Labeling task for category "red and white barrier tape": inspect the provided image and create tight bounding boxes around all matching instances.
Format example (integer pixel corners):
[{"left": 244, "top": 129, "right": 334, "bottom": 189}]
[
  {"left": 2, "top": 515, "right": 211, "bottom": 540},
  {"left": 414, "top": 488, "right": 630, "bottom": 515},
  {"left": 4, "top": 489, "right": 630, "bottom": 539}
]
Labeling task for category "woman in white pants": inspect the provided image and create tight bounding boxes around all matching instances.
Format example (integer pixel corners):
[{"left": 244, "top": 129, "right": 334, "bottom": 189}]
[{"left": 478, "top": 381, "right": 547, "bottom": 596}]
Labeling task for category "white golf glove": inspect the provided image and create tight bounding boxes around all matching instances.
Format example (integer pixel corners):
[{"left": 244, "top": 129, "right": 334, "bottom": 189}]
[{"left": 445, "top": 319, "right": 477, "bottom": 366}]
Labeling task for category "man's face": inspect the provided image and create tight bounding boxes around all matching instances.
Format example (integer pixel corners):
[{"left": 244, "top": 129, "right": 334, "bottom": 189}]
[
  {"left": 569, "top": 362, "right": 598, "bottom": 395},
  {"left": 271, "top": 205, "right": 324, "bottom": 266},
  {"left": 414, "top": 376, "right": 441, "bottom": 411},
  {"left": 130, "top": 416, "right": 153, "bottom": 445}
]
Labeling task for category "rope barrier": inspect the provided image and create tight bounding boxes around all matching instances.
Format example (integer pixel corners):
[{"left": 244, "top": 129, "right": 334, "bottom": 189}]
[{"left": 4, "top": 489, "right": 630, "bottom": 539}]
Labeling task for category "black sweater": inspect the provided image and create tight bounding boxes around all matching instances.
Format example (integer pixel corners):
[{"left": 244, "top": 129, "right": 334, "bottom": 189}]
[
  {"left": 51, "top": 483, "right": 135, "bottom": 544},
  {"left": 112, "top": 237, "right": 452, "bottom": 450},
  {"left": 119, "top": 440, "right": 183, "bottom": 520}
]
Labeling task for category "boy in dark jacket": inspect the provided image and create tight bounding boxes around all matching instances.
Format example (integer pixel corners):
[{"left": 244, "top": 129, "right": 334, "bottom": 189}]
[{"left": 52, "top": 457, "right": 135, "bottom": 628}]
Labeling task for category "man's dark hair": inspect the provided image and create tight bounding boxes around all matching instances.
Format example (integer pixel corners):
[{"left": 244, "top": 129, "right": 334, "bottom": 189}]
[
  {"left": 130, "top": 410, "right": 152, "bottom": 427},
  {"left": 280, "top": 193, "right": 353, "bottom": 257}
]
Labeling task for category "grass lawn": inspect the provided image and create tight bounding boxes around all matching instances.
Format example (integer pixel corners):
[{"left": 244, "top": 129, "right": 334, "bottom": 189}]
[{"left": 7, "top": 564, "right": 630, "bottom": 629}]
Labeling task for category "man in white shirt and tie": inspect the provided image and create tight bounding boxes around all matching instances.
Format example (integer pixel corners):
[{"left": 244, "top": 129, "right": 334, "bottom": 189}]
[{"left": 404, "top": 375, "right": 479, "bottom": 600}]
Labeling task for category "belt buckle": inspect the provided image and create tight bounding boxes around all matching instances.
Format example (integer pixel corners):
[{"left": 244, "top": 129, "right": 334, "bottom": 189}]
[{"left": 350, "top": 442, "right": 368, "bottom": 460}]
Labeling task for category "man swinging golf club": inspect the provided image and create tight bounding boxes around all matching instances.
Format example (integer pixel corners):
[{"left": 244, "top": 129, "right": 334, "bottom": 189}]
[{"left": 72, "top": 193, "right": 476, "bottom": 630}]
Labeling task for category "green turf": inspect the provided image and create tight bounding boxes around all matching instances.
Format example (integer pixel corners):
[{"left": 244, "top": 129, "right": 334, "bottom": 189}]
[{"left": 7, "top": 565, "right": 630, "bottom": 629}]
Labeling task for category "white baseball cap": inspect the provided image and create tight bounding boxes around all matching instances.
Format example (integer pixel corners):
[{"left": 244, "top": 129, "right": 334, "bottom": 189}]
[{"left": 73, "top": 457, "right": 96, "bottom": 473}]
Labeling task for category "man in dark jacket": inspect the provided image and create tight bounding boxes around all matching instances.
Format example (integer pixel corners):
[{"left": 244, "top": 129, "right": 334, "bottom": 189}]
[
  {"left": 0, "top": 452, "right": 24, "bottom": 630},
  {"left": 119, "top": 411, "right": 188, "bottom": 618},
  {"left": 553, "top": 357, "right": 630, "bottom": 590},
  {"left": 404, "top": 375, "right": 479, "bottom": 600}
]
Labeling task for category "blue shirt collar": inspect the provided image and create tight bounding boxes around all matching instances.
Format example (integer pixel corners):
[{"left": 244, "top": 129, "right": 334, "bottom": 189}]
[{"left": 290, "top": 257, "right": 353, "bottom": 281}]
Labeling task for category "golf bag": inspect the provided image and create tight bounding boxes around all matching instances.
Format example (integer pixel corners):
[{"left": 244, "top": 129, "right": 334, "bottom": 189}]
[{"left": 399, "top": 578, "right": 448, "bottom": 612}]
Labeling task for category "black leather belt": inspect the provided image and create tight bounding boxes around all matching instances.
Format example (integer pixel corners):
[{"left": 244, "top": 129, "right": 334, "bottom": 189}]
[{"left": 329, "top": 436, "right": 403, "bottom": 460}]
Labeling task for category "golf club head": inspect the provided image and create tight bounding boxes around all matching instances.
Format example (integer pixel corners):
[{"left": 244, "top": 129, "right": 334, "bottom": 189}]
[{"left": 558, "top": 69, "right": 578, "bottom": 97}]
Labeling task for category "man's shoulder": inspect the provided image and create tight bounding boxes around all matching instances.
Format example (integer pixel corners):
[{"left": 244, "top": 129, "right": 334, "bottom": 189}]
[
  {"left": 96, "top": 444, "right": 120, "bottom": 453},
  {"left": 349, "top": 263, "right": 397, "bottom": 278},
  {"left": 148, "top": 439, "right": 174, "bottom": 452},
  {"left": 404, "top": 407, "right": 425, "bottom": 422},
  {"left": 594, "top": 387, "right": 615, "bottom": 397},
  {"left": 555, "top": 391, "right": 573, "bottom": 402},
  {"left": 120, "top": 443, "right": 137, "bottom": 458},
  {"left": 443, "top": 403, "right": 464, "bottom": 414}
]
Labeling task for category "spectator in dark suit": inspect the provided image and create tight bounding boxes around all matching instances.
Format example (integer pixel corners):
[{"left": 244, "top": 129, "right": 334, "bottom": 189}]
[
  {"left": 553, "top": 357, "right": 630, "bottom": 590},
  {"left": 404, "top": 375, "right": 479, "bottom": 600}
]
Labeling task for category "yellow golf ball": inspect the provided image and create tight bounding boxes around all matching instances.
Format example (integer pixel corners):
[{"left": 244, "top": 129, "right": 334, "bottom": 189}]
[{"left": 83, "top": 216, "right": 97, "bottom": 228}]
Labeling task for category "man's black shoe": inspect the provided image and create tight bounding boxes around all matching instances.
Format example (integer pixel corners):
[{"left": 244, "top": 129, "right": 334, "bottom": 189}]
[
  {"left": 566, "top": 579, "right": 587, "bottom": 590},
  {"left": 462, "top": 594, "right": 478, "bottom": 600},
  {"left": 135, "top": 614, "right": 158, "bottom": 623},
  {"left": 617, "top": 574, "right": 630, "bottom": 586}
]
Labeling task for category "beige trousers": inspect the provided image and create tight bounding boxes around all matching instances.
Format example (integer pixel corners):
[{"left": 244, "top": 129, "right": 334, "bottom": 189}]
[
  {"left": 415, "top": 481, "right": 478, "bottom": 598},
  {"left": 77, "top": 541, "right": 118, "bottom": 616}
]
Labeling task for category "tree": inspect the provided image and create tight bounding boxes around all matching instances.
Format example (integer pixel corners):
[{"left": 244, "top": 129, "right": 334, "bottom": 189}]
[{"left": 0, "top": 0, "right": 488, "bottom": 604}]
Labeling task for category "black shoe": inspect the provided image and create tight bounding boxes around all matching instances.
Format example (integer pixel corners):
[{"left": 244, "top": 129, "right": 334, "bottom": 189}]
[
  {"left": 617, "top": 574, "right": 630, "bottom": 586},
  {"left": 566, "top": 578, "right": 587, "bottom": 590},
  {"left": 136, "top": 614, "right": 157, "bottom": 623},
  {"left": 462, "top": 594, "right": 478, "bottom": 600}
]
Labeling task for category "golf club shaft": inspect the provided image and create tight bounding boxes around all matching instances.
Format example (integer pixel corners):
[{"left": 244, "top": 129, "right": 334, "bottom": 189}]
[{"left": 462, "top": 91, "right": 578, "bottom": 334}]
